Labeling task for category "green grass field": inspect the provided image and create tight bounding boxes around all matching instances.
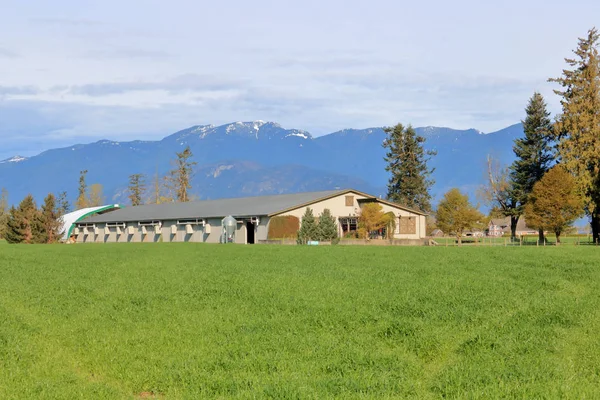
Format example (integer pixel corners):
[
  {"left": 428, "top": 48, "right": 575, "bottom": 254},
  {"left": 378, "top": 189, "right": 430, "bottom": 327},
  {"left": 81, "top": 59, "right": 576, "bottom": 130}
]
[{"left": 1, "top": 244, "right": 600, "bottom": 398}]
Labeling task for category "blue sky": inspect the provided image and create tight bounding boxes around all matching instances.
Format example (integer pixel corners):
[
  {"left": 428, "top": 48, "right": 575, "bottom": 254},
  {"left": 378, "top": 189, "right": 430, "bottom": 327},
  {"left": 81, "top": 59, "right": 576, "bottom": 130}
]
[{"left": 0, "top": 0, "right": 599, "bottom": 159}]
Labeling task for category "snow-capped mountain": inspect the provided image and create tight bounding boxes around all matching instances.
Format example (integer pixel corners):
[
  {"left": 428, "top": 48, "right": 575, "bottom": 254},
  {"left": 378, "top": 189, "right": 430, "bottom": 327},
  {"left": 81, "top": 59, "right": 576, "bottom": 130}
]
[
  {"left": 0, "top": 121, "right": 524, "bottom": 206},
  {"left": 0, "top": 155, "right": 28, "bottom": 164}
]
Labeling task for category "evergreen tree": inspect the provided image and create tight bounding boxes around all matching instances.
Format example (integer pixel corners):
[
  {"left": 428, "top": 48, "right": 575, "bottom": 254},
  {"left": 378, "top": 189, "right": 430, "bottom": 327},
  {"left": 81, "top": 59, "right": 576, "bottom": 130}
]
[
  {"left": 436, "top": 188, "right": 484, "bottom": 245},
  {"left": 5, "top": 195, "right": 42, "bottom": 244},
  {"left": 317, "top": 208, "right": 338, "bottom": 241},
  {"left": 4, "top": 206, "right": 22, "bottom": 244},
  {"left": 56, "top": 191, "right": 71, "bottom": 216},
  {"left": 510, "top": 92, "right": 555, "bottom": 243},
  {"left": 166, "top": 146, "right": 197, "bottom": 202},
  {"left": 128, "top": 173, "right": 146, "bottom": 206},
  {"left": 524, "top": 166, "right": 584, "bottom": 244},
  {"left": 39, "top": 193, "right": 63, "bottom": 243},
  {"left": 0, "top": 188, "right": 8, "bottom": 239},
  {"left": 383, "top": 123, "right": 435, "bottom": 212},
  {"left": 549, "top": 28, "right": 600, "bottom": 243},
  {"left": 76, "top": 170, "right": 88, "bottom": 210},
  {"left": 297, "top": 207, "right": 318, "bottom": 244}
]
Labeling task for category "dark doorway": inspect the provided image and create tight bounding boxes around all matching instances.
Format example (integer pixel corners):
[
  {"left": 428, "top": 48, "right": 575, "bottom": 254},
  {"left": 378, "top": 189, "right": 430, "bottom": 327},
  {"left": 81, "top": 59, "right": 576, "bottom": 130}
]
[{"left": 246, "top": 221, "right": 255, "bottom": 244}]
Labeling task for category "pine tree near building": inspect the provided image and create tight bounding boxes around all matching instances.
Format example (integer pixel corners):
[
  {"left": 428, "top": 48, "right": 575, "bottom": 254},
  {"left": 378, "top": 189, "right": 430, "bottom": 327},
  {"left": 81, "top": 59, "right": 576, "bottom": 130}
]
[
  {"left": 317, "top": 208, "right": 339, "bottom": 242},
  {"left": 383, "top": 123, "right": 435, "bottom": 212},
  {"left": 510, "top": 92, "right": 555, "bottom": 243},
  {"left": 56, "top": 191, "right": 71, "bottom": 216},
  {"left": 39, "top": 193, "right": 63, "bottom": 243},
  {"left": 297, "top": 207, "right": 318, "bottom": 244},
  {"left": 166, "top": 146, "right": 197, "bottom": 202},
  {"left": 524, "top": 166, "right": 584, "bottom": 244},
  {"left": 128, "top": 174, "right": 146, "bottom": 206},
  {"left": 549, "top": 28, "right": 600, "bottom": 243},
  {"left": 76, "top": 170, "right": 88, "bottom": 210},
  {"left": 5, "top": 195, "right": 43, "bottom": 244},
  {"left": 436, "top": 188, "right": 484, "bottom": 245}
]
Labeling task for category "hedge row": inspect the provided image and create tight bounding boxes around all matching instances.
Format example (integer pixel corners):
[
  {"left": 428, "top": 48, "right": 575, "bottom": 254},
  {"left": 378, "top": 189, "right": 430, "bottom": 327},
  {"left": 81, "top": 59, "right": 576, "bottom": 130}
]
[{"left": 268, "top": 215, "right": 300, "bottom": 239}]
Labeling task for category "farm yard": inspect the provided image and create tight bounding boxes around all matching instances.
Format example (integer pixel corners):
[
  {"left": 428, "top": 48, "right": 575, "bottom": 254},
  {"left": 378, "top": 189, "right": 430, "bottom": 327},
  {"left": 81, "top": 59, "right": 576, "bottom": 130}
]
[{"left": 1, "top": 243, "right": 600, "bottom": 398}]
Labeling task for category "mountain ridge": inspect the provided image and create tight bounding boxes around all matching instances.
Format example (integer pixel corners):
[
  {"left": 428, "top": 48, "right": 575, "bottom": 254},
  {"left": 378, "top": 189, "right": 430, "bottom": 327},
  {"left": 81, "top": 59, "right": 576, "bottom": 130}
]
[{"left": 0, "top": 121, "right": 523, "bottom": 207}]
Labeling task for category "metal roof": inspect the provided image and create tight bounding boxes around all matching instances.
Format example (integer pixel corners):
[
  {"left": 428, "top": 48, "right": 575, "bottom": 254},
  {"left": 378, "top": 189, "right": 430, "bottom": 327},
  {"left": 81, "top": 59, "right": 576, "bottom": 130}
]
[
  {"left": 81, "top": 189, "right": 427, "bottom": 224},
  {"left": 82, "top": 190, "right": 346, "bottom": 223}
]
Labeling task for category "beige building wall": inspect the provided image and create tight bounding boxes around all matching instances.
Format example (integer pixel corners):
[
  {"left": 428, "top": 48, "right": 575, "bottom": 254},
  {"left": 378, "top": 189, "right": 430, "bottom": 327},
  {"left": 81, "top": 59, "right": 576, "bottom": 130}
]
[
  {"left": 377, "top": 202, "right": 426, "bottom": 240},
  {"left": 274, "top": 191, "right": 427, "bottom": 240},
  {"left": 276, "top": 191, "right": 369, "bottom": 220}
]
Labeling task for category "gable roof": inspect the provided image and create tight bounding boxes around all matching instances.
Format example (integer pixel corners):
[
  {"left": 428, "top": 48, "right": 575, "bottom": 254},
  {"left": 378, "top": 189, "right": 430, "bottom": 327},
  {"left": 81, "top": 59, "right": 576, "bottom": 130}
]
[
  {"left": 489, "top": 217, "right": 536, "bottom": 232},
  {"left": 367, "top": 197, "right": 428, "bottom": 216}
]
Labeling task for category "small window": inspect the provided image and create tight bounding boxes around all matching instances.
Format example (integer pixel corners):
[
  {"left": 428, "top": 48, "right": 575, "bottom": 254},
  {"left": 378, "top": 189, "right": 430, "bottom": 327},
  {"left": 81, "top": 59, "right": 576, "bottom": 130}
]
[
  {"left": 345, "top": 195, "right": 354, "bottom": 206},
  {"left": 177, "top": 219, "right": 205, "bottom": 225}
]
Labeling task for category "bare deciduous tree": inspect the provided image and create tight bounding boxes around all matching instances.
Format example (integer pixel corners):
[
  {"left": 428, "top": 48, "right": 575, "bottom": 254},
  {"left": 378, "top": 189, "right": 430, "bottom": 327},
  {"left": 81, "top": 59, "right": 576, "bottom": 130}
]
[{"left": 478, "top": 155, "right": 520, "bottom": 239}]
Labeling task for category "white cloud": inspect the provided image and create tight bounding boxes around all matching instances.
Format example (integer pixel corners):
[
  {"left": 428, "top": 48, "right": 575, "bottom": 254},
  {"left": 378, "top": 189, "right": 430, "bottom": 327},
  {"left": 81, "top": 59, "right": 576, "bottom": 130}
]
[{"left": 0, "top": 0, "right": 597, "bottom": 156}]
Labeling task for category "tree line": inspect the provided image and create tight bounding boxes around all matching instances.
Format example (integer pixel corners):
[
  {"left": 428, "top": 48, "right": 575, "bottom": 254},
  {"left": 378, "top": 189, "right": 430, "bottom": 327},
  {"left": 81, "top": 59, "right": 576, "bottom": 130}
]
[
  {"left": 380, "top": 28, "right": 599, "bottom": 245},
  {"left": 0, "top": 146, "right": 197, "bottom": 244},
  {"left": 126, "top": 146, "right": 197, "bottom": 206},
  {"left": 0, "top": 193, "right": 66, "bottom": 244}
]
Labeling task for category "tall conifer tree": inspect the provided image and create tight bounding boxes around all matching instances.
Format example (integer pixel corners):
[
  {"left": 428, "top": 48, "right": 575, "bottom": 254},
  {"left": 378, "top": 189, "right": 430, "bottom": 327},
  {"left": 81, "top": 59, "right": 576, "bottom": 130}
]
[
  {"left": 383, "top": 123, "right": 435, "bottom": 212},
  {"left": 5, "top": 195, "right": 41, "bottom": 244},
  {"left": 549, "top": 28, "right": 600, "bottom": 242},
  {"left": 40, "top": 193, "right": 63, "bottom": 243},
  {"left": 166, "top": 146, "right": 197, "bottom": 202},
  {"left": 128, "top": 174, "right": 146, "bottom": 206},
  {"left": 76, "top": 170, "right": 89, "bottom": 210},
  {"left": 510, "top": 92, "right": 554, "bottom": 242},
  {"left": 57, "top": 191, "right": 71, "bottom": 216}
]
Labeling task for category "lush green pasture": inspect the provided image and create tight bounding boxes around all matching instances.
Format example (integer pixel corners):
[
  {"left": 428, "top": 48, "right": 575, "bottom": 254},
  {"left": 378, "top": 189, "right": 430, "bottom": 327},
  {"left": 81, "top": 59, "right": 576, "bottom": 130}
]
[
  {"left": 433, "top": 235, "right": 597, "bottom": 246},
  {"left": 1, "top": 244, "right": 600, "bottom": 399}
]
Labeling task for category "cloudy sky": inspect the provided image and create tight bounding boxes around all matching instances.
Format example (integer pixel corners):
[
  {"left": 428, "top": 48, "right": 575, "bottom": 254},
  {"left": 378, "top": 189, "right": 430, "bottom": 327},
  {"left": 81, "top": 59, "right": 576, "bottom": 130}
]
[{"left": 0, "top": 0, "right": 598, "bottom": 159}]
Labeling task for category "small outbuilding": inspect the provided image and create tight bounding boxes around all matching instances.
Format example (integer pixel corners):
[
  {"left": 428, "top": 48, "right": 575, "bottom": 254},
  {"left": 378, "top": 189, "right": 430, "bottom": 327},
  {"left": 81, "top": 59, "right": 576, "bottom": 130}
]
[{"left": 75, "top": 189, "right": 428, "bottom": 244}]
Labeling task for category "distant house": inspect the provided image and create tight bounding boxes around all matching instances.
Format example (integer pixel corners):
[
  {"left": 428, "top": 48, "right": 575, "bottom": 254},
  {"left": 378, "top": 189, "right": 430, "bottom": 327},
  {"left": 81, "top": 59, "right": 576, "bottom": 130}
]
[
  {"left": 487, "top": 217, "right": 537, "bottom": 237},
  {"left": 430, "top": 229, "right": 444, "bottom": 237}
]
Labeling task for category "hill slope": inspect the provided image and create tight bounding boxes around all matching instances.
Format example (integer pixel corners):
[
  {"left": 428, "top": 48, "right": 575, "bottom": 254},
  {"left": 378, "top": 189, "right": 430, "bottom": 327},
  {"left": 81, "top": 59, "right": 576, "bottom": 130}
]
[{"left": 0, "top": 121, "right": 523, "bottom": 207}]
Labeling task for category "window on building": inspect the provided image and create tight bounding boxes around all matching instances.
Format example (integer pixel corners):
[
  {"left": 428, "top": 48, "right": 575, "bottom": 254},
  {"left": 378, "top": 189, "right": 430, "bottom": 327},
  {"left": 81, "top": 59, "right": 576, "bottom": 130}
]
[
  {"left": 345, "top": 195, "right": 354, "bottom": 206},
  {"left": 339, "top": 217, "right": 358, "bottom": 236}
]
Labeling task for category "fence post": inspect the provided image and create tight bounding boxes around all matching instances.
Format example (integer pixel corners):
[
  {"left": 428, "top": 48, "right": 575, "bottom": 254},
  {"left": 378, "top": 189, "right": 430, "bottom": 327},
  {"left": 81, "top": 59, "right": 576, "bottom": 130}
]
[
  {"left": 536, "top": 239, "right": 539, "bottom": 247},
  {"left": 504, "top": 238, "right": 507, "bottom": 247}
]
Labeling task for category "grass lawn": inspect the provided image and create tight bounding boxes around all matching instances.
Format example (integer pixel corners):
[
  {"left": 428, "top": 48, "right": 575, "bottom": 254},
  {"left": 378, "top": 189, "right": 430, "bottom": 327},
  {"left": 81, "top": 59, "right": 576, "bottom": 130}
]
[{"left": 1, "top": 244, "right": 600, "bottom": 398}]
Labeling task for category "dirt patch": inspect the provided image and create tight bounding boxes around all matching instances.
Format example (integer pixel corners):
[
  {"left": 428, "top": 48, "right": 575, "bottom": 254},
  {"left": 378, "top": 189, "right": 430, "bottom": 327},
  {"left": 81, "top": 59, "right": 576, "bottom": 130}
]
[{"left": 135, "top": 391, "right": 163, "bottom": 399}]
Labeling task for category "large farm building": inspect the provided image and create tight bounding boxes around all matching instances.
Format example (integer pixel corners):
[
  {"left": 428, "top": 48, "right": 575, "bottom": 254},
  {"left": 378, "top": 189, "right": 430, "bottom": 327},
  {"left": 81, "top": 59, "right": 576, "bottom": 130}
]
[{"left": 74, "top": 189, "right": 427, "bottom": 244}]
